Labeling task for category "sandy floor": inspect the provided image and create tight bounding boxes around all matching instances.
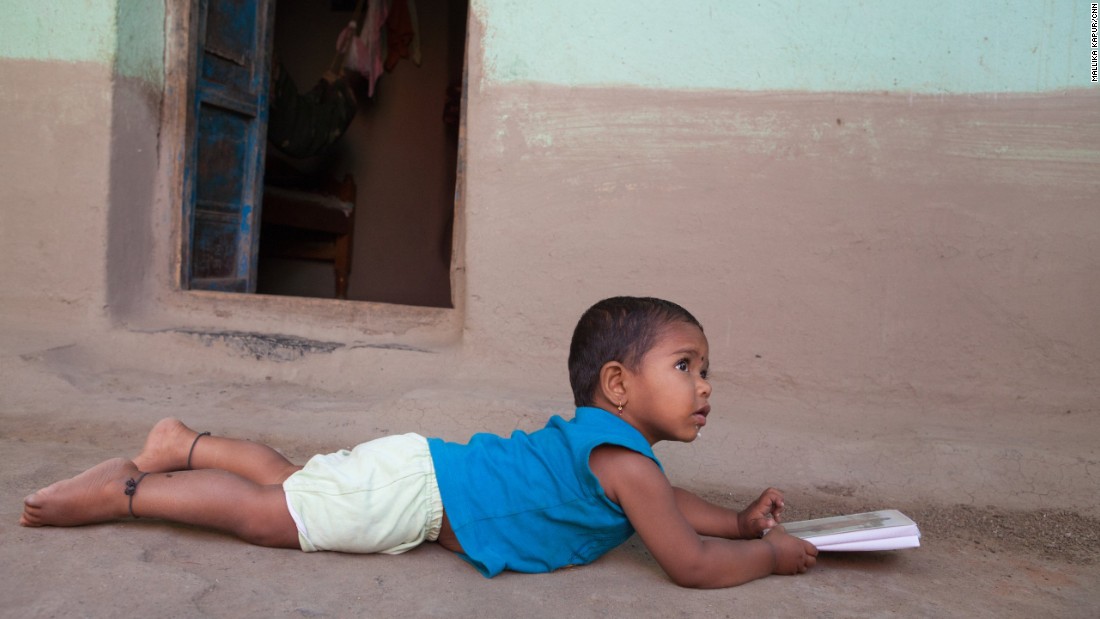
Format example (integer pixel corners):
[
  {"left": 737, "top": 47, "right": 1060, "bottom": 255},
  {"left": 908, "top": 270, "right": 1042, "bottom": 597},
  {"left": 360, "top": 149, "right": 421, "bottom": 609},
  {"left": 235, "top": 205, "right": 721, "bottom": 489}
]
[{"left": 1, "top": 315, "right": 1097, "bottom": 617}]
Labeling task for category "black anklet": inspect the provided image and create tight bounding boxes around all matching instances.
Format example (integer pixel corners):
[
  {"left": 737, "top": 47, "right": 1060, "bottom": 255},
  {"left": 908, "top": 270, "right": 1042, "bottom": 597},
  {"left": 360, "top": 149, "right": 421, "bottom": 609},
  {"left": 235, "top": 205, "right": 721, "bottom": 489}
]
[
  {"left": 187, "top": 431, "right": 211, "bottom": 470},
  {"left": 125, "top": 472, "right": 149, "bottom": 519}
]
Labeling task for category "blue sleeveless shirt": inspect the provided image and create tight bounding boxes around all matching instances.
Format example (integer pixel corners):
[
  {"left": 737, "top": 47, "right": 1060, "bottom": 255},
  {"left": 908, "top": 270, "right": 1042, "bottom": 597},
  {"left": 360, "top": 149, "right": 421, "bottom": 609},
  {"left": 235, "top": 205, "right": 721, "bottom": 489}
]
[{"left": 427, "top": 406, "right": 661, "bottom": 577}]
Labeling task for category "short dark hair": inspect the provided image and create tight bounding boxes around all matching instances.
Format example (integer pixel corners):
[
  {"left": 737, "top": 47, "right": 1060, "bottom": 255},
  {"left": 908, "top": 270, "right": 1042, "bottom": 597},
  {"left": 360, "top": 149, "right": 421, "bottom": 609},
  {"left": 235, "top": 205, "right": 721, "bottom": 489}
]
[{"left": 568, "top": 297, "right": 703, "bottom": 407}]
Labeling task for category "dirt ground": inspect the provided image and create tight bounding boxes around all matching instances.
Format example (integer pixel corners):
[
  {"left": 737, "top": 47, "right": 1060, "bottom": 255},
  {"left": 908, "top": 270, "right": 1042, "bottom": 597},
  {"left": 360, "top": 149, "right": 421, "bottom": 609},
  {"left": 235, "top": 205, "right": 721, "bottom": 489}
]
[{"left": 2, "top": 316, "right": 1097, "bottom": 618}]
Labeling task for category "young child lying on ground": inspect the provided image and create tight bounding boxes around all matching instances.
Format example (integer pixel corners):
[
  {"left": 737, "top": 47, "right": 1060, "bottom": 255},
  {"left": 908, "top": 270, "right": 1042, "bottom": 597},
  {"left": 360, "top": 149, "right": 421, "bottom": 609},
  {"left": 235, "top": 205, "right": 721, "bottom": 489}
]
[{"left": 20, "top": 296, "right": 817, "bottom": 588}]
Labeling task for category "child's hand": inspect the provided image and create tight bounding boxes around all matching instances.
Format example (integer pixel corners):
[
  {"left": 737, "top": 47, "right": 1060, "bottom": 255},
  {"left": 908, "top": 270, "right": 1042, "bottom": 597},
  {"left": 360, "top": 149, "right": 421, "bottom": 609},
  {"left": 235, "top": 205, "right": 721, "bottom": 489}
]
[
  {"left": 762, "top": 526, "right": 819, "bottom": 575},
  {"left": 737, "top": 487, "right": 786, "bottom": 538}
]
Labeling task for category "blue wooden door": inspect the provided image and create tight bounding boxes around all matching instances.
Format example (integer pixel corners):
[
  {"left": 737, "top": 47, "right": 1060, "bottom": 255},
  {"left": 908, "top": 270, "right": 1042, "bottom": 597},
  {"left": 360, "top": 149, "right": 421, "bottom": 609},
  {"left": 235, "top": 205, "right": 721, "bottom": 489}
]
[{"left": 182, "top": 0, "right": 275, "bottom": 292}]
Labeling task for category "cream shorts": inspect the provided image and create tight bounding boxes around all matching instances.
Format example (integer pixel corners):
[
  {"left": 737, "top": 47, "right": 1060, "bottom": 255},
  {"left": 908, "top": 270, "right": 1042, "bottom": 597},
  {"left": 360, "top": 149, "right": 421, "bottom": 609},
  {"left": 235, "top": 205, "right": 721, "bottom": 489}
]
[{"left": 282, "top": 433, "right": 442, "bottom": 554}]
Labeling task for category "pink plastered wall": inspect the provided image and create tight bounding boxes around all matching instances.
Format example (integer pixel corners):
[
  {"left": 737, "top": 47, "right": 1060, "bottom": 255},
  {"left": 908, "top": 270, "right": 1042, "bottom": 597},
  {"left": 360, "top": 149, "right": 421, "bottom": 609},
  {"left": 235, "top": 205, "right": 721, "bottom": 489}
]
[{"left": 460, "top": 84, "right": 1100, "bottom": 410}]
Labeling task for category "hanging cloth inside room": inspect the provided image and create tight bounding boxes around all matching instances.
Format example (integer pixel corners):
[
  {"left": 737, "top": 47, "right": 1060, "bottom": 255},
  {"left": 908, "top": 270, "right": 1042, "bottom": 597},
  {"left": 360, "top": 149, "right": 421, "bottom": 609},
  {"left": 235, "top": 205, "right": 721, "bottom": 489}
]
[
  {"left": 384, "top": 0, "right": 421, "bottom": 71},
  {"left": 338, "top": 0, "right": 421, "bottom": 97},
  {"left": 267, "top": 0, "right": 369, "bottom": 158},
  {"left": 267, "top": 61, "right": 358, "bottom": 159}
]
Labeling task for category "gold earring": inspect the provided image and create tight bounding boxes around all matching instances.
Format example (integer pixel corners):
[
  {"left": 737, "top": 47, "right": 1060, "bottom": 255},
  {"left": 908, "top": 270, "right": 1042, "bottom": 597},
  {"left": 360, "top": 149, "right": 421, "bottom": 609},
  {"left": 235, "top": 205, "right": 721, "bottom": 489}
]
[{"left": 617, "top": 402, "right": 624, "bottom": 414}]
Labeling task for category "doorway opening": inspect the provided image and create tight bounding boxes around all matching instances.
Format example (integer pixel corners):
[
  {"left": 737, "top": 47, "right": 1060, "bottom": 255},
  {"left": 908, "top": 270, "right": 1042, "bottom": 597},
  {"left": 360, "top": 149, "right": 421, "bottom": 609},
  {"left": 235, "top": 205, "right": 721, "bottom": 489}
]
[{"left": 185, "top": 0, "right": 466, "bottom": 308}]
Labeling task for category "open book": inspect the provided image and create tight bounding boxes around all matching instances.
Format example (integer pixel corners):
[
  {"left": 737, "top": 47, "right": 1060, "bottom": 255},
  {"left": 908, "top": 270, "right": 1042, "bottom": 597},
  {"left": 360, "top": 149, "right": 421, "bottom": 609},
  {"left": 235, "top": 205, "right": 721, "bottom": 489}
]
[{"left": 778, "top": 509, "right": 920, "bottom": 551}]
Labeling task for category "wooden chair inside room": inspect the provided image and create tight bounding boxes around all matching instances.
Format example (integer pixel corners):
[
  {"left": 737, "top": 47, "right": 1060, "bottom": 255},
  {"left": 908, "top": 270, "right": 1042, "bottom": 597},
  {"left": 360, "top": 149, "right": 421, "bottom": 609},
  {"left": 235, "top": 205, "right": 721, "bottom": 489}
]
[{"left": 260, "top": 173, "right": 356, "bottom": 299}]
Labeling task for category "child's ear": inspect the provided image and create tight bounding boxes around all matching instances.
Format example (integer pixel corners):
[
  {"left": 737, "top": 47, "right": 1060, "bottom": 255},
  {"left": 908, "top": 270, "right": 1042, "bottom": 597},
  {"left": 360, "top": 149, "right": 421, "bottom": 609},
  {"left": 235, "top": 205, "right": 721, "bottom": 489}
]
[{"left": 598, "top": 361, "right": 628, "bottom": 405}]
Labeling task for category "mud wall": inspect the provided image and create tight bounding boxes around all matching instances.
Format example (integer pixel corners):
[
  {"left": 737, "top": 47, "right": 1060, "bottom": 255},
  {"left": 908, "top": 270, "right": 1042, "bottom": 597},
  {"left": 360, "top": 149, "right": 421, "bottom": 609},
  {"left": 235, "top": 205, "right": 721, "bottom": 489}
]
[
  {"left": 458, "top": 1, "right": 1100, "bottom": 412},
  {"left": 0, "top": 1, "right": 1096, "bottom": 412},
  {"left": 0, "top": 1, "right": 164, "bottom": 328},
  {"left": 463, "top": 86, "right": 1099, "bottom": 406}
]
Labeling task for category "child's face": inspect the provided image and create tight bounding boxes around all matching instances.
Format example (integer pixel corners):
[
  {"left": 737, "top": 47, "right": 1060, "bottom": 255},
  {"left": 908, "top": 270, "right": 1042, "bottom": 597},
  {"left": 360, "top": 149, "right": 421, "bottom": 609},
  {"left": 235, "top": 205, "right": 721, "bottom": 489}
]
[{"left": 621, "top": 321, "right": 711, "bottom": 445}]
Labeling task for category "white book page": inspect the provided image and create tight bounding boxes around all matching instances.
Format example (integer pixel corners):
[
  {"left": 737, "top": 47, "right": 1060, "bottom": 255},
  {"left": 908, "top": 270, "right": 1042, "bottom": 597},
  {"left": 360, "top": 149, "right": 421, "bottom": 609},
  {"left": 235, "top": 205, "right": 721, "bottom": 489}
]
[
  {"left": 780, "top": 510, "right": 920, "bottom": 547},
  {"left": 815, "top": 535, "right": 922, "bottom": 552}
]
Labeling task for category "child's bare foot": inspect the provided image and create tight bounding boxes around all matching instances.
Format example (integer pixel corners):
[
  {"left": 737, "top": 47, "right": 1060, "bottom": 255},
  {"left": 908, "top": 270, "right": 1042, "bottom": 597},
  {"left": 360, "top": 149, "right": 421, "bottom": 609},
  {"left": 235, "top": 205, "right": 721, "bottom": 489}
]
[
  {"left": 20, "top": 458, "right": 138, "bottom": 527},
  {"left": 133, "top": 418, "right": 202, "bottom": 473}
]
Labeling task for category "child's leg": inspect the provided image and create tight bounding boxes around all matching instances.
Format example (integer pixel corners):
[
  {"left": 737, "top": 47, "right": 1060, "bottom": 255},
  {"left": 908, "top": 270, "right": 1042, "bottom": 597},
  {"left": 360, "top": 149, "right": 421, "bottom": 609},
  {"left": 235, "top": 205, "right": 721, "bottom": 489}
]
[
  {"left": 20, "top": 457, "right": 300, "bottom": 548},
  {"left": 134, "top": 418, "right": 301, "bottom": 485}
]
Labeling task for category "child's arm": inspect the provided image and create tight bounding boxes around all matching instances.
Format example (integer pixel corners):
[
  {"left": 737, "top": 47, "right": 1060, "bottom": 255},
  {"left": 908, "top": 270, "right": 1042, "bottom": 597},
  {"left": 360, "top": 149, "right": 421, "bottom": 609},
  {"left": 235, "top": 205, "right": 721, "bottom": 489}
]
[
  {"left": 591, "top": 446, "right": 817, "bottom": 589},
  {"left": 671, "top": 486, "right": 785, "bottom": 539}
]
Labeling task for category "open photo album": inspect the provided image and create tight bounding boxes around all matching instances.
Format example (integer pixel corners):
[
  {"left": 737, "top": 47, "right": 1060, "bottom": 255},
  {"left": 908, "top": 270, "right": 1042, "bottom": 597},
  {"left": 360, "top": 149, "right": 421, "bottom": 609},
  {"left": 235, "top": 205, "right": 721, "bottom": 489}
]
[{"left": 778, "top": 509, "right": 921, "bottom": 551}]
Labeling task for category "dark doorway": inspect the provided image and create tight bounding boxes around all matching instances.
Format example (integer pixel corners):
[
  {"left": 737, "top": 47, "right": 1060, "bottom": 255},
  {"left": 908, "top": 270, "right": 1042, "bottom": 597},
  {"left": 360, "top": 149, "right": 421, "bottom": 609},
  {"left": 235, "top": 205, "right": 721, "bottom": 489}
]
[
  {"left": 257, "top": 0, "right": 465, "bottom": 307},
  {"left": 183, "top": 0, "right": 465, "bottom": 308}
]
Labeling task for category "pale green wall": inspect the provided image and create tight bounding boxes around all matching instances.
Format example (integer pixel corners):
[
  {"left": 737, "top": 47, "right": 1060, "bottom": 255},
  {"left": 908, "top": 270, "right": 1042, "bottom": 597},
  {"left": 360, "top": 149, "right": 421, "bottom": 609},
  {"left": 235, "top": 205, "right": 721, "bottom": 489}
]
[
  {"left": 116, "top": 0, "right": 166, "bottom": 84},
  {"left": 0, "top": 0, "right": 116, "bottom": 63},
  {"left": 479, "top": 0, "right": 1095, "bottom": 93},
  {"left": 0, "top": 0, "right": 163, "bottom": 84},
  {"left": 3, "top": 1, "right": 1087, "bottom": 93}
]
